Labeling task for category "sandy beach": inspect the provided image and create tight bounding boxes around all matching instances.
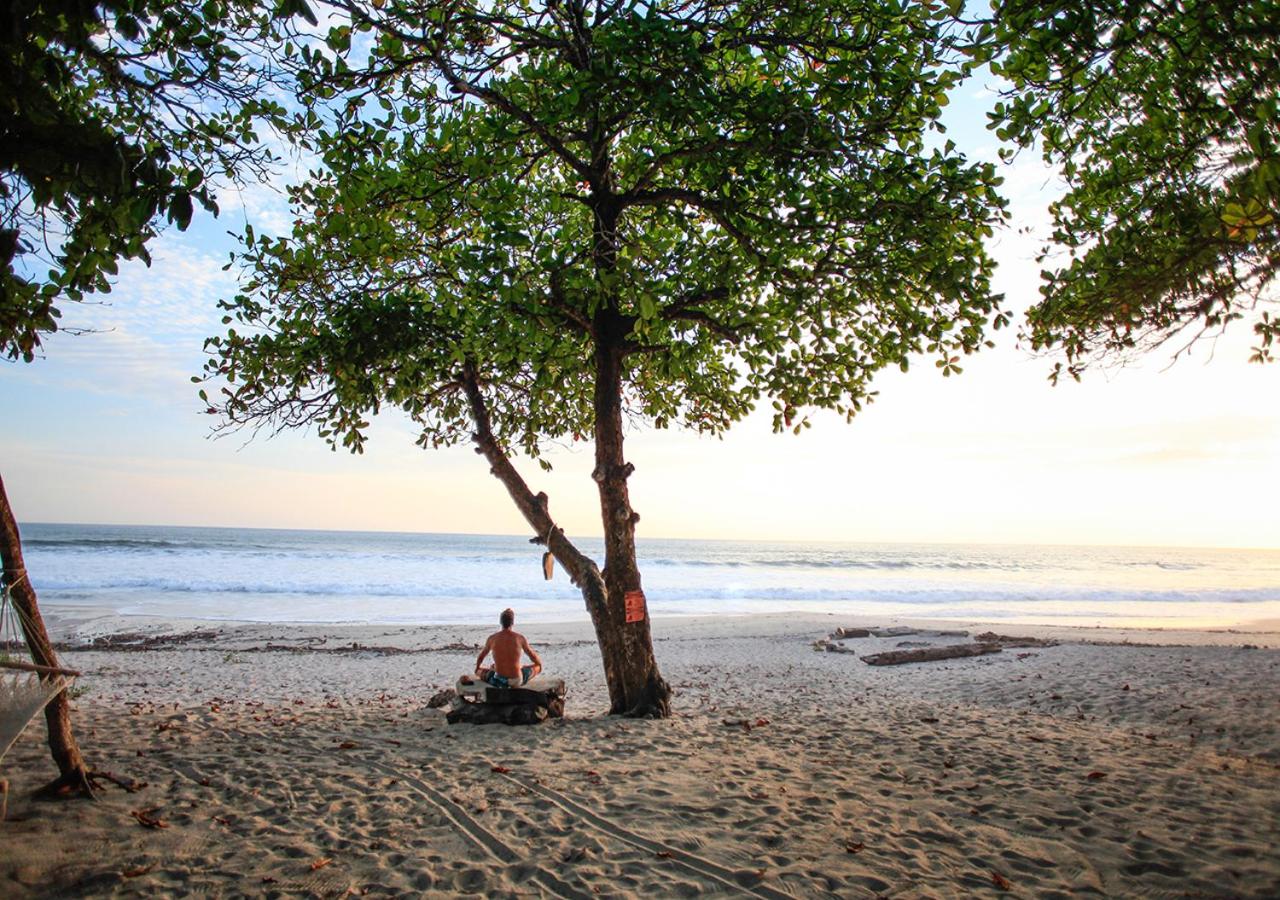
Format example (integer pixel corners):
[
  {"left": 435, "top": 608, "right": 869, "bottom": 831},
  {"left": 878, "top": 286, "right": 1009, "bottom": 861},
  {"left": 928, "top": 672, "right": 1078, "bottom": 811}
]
[{"left": 1, "top": 612, "right": 1277, "bottom": 897}]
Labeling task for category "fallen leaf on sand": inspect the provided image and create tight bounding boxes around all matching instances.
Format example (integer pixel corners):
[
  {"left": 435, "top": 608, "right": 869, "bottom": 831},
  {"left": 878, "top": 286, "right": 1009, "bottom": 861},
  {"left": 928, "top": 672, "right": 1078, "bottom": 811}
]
[
  {"left": 844, "top": 841, "right": 865, "bottom": 854},
  {"left": 754, "top": 717, "right": 770, "bottom": 727},
  {"left": 655, "top": 851, "right": 673, "bottom": 859},
  {"left": 130, "top": 808, "right": 168, "bottom": 829},
  {"left": 212, "top": 815, "right": 232, "bottom": 826},
  {"left": 310, "top": 858, "right": 333, "bottom": 871},
  {"left": 121, "top": 865, "right": 153, "bottom": 878},
  {"left": 491, "top": 765, "right": 511, "bottom": 774},
  {"left": 1086, "top": 771, "right": 1107, "bottom": 780},
  {"left": 991, "top": 870, "right": 1012, "bottom": 890},
  {"left": 337, "top": 741, "right": 357, "bottom": 750}
]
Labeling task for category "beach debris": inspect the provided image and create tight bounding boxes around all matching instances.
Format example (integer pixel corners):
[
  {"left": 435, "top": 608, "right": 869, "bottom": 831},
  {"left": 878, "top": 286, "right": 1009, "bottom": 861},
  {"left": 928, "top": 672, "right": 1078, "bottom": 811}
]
[
  {"left": 870, "top": 626, "right": 918, "bottom": 637},
  {"left": 844, "top": 840, "right": 865, "bottom": 854},
  {"left": 130, "top": 807, "right": 168, "bottom": 829},
  {"left": 310, "top": 857, "right": 333, "bottom": 871},
  {"left": 975, "top": 632, "right": 1058, "bottom": 648},
  {"left": 861, "top": 643, "right": 1002, "bottom": 666},
  {"left": 991, "top": 870, "right": 1013, "bottom": 890},
  {"left": 73, "top": 629, "right": 220, "bottom": 651},
  {"left": 336, "top": 741, "right": 357, "bottom": 750},
  {"left": 1086, "top": 771, "right": 1108, "bottom": 780},
  {"left": 94, "top": 771, "right": 145, "bottom": 793},
  {"left": 834, "top": 627, "right": 871, "bottom": 638},
  {"left": 121, "top": 864, "right": 154, "bottom": 878},
  {"left": 426, "top": 688, "right": 457, "bottom": 709},
  {"left": 490, "top": 765, "right": 511, "bottom": 774}
]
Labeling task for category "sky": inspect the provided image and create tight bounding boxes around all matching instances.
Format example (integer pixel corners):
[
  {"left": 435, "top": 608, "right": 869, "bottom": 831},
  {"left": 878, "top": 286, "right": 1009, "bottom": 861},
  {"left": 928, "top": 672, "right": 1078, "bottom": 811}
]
[{"left": 2, "top": 49, "right": 1277, "bottom": 550}]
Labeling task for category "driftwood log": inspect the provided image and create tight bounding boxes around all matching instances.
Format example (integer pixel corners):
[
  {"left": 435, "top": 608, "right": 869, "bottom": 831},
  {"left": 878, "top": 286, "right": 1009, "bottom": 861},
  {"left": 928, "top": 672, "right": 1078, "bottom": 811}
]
[
  {"left": 447, "top": 684, "right": 566, "bottom": 726},
  {"left": 975, "top": 632, "right": 1058, "bottom": 648},
  {"left": 861, "top": 643, "right": 1002, "bottom": 666}
]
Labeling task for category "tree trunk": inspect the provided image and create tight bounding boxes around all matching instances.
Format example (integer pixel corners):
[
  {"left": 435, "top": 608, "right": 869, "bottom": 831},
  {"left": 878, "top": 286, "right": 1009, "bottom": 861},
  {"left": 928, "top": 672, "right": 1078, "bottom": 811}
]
[
  {"left": 0, "top": 473, "right": 94, "bottom": 796},
  {"left": 460, "top": 366, "right": 671, "bottom": 717},
  {"left": 590, "top": 319, "right": 672, "bottom": 717}
]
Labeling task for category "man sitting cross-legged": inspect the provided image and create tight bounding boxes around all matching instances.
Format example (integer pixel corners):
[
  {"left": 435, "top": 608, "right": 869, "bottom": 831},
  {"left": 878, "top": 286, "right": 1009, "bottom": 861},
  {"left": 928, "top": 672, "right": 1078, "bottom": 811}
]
[{"left": 473, "top": 607, "right": 542, "bottom": 688}]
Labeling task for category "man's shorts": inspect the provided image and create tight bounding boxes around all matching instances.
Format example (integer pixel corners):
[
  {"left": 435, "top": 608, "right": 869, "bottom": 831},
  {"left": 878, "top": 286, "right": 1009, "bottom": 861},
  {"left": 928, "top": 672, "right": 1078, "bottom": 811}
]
[{"left": 484, "top": 665, "right": 535, "bottom": 688}]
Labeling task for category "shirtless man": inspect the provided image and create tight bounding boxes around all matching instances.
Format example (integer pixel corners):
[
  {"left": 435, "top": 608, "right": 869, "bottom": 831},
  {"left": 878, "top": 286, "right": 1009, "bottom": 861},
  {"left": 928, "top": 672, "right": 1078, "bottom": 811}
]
[{"left": 474, "top": 608, "right": 543, "bottom": 687}]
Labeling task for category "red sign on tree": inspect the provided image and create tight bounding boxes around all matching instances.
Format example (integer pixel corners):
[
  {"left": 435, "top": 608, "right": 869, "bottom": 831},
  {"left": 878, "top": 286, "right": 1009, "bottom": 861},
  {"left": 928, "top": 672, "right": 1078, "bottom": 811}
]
[{"left": 624, "top": 590, "right": 646, "bottom": 624}]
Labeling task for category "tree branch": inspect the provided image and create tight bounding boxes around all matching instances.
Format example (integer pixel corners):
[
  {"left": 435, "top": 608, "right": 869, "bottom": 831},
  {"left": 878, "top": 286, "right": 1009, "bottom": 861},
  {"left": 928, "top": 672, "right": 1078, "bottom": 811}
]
[{"left": 459, "top": 363, "right": 607, "bottom": 613}]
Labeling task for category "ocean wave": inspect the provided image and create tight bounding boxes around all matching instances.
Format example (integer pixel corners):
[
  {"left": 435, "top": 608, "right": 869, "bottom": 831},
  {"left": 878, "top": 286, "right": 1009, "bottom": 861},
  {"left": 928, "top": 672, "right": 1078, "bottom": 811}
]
[{"left": 31, "top": 576, "right": 1279, "bottom": 606}]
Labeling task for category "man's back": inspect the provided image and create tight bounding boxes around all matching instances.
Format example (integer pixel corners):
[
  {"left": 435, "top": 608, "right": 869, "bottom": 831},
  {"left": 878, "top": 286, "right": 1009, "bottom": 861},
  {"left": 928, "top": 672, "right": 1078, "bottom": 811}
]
[{"left": 489, "top": 629, "right": 525, "bottom": 679}]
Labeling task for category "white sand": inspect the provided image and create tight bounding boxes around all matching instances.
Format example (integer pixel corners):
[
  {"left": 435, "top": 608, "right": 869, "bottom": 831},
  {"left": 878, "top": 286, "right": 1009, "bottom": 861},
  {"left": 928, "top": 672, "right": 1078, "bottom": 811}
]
[{"left": 2, "top": 612, "right": 1277, "bottom": 897}]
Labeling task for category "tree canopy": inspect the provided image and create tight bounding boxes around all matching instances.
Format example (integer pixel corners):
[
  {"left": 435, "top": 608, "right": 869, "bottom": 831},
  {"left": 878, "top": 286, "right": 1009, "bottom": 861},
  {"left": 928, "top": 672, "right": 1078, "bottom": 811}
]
[
  {"left": 0, "top": 0, "right": 295, "bottom": 361},
  {"left": 208, "top": 0, "right": 1008, "bottom": 455},
  {"left": 979, "top": 0, "right": 1279, "bottom": 376}
]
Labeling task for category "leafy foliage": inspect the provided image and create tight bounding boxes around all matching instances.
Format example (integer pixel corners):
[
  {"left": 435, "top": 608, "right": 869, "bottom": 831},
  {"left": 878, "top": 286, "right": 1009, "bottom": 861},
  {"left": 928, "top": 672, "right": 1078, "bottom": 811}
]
[
  {"left": 208, "top": 0, "right": 1008, "bottom": 456},
  {"left": 0, "top": 0, "right": 296, "bottom": 361},
  {"left": 978, "top": 0, "right": 1280, "bottom": 376}
]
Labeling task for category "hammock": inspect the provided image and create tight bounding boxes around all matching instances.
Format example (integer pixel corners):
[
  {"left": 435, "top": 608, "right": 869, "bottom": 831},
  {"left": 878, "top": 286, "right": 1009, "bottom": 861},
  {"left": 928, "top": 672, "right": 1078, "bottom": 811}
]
[
  {"left": 0, "top": 662, "right": 73, "bottom": 760},
  {"left": 1, "top": 570, "right": 78, "bottom": 763}
]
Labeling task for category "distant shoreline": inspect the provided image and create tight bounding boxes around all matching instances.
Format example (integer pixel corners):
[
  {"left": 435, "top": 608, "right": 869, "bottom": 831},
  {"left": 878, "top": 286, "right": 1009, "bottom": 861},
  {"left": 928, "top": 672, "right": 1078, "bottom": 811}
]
[{"left": 42, "top": 609, "right": 1280, "bottom": 651}]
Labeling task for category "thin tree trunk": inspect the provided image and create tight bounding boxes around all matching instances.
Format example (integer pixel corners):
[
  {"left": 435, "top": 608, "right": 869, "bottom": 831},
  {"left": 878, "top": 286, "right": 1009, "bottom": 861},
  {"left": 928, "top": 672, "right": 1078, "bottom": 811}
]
[{"left": 0, "top": 473, "right": 94, "bottom": 796}]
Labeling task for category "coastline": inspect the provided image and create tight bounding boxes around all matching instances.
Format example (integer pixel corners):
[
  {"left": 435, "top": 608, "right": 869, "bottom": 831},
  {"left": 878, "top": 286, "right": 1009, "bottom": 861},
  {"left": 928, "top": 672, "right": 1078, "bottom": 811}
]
[{"left": 2, "top": 612, "right": 1277, "bottom": 896}]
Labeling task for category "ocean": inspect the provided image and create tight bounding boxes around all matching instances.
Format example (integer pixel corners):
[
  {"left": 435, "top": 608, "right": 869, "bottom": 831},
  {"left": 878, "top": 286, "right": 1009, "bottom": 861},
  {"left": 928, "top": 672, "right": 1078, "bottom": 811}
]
[{"left": 15, "top": 522, "right": 1280, "bottom": 629}]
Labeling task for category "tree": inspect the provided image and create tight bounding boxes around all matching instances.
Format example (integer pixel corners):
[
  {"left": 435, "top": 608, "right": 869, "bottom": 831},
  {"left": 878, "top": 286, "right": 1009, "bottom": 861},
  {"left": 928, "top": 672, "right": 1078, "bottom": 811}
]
[
  {"left": 0, "top": 0, "right": 294, "bottom": 361},
  {"left": 206, "top": 0, "right": 1008, "bottom": 717},
  {"left": 978, "top": 0, "right": 1279, "bottom": 377},
  {"left": 0, "top": 0, "right": 303, "bottom": 794}
]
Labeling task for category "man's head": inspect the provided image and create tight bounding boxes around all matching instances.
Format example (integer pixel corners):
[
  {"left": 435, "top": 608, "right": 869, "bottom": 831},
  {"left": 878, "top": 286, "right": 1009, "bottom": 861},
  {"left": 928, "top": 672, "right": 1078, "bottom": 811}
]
[{"left": 500, "top": 608, "right": 515, "bottom": 629}]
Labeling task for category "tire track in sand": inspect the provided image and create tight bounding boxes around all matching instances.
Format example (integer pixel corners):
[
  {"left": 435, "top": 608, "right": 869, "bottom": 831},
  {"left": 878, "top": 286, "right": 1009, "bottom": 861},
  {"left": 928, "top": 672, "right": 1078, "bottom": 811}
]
[
  {"left": 361, "top": 758, "right": 590, "bottom": 900},
  {"left": 499, "top": 771, "right": 798, "bottom": 900}
]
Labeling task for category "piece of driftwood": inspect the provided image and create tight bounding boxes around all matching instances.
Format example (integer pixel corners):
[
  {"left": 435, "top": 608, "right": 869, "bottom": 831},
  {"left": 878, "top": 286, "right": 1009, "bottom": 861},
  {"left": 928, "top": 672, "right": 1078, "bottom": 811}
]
[
  {"left": 447, "top": 701, "right": 549, "bottom": 726},
  {"left": 447, "top": 681, "right": 566, "bottom": 726},
  {"left": 861, "top": 643, "right": 1002, "bottom": 666},
  {"left": 975, "top": 632, "right": 1058, "bottom": 648},
  {"left": 426, "top": 688, "right": 457, "bottom": 709}
]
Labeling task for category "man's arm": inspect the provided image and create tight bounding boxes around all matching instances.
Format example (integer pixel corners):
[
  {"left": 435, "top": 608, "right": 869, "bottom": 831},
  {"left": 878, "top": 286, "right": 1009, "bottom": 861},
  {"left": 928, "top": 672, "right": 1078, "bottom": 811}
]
[
  {"left": 474, "top": 636, "right": 492, "bottom": 674},
  {"left": 521, "top": 635, "right": 543, "bottom": 673}
]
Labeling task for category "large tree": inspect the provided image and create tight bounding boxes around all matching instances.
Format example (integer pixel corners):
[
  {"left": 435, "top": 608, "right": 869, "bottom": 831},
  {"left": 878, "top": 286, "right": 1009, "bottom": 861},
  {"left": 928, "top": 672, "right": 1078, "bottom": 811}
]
[
  {"left": 0, "top": 0, "right": 300, "bottom": 794},
  {"left": 206, "top": 0, "right": 1007, "bottom": 717},
  {"left": 978, "top": 0, "right": 1279, "bottom": 377}
]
